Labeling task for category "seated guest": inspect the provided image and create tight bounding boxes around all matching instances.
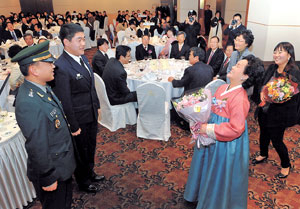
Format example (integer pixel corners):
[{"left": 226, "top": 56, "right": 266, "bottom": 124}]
[
  {"left": 102, "top": 45, "right": 137, "bottom": 105},
  {"left": 46, "top": 17, "right": 57, "bottom": 29},
  {"left": 116, "top": 19, "right": 126, "bottom": 33},
  {"left": 7, "top": 44, "right": 24, "bottom": 92},
  {"left": 216, "top": 44, "right": 234, "bottom": 81},
  {"left": 135, "top": 34, "right": 156, "bottom": 61},
  {"left": 92, "top": 38, "right": 109, "bottom": 77},
  {"left": 21, "top": 17, "right": 29, "bottom": 34},
  {"left": 29, "top": 18, "right": 42, "bottom": 31},
  {"left": 170, "top": 31, "right": 190, "bottom": 60},
  {"left": 168, "top": 47, "right": 213, "bottom": 91},
  {"left": 2, "top": 22, "right": 22, "bottom": 42},
  {"left": 159, "top": 27, "right": 176, "bottom": 58},
  {"left": 125, "top": 20, "right": 137, "bottom": 39},
  {"left": 57, "top": 18, "right": 65, "bottom": 26},
  {"left": 33, "top": 24, "right": 51, "bottom": 38},
  {"left": 136, "top": 21, "right": 149, "bottom": 38},
  {"left": 22, "top": 33, "right": 35, "bottom": 49},
  {"left": 83, "top": 18, "right": 95, "bottom": 40},
  {"left": 205, "top": 36, "right": 224, "bottom": 77}
]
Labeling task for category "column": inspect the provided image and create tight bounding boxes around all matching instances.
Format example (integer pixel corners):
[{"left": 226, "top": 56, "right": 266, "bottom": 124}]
[{"left": 247, "top": 0, "right": 300, "bottom": 61}]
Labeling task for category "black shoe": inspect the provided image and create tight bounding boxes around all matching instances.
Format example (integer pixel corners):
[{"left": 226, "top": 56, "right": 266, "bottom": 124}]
[
  {"left": 91, "top": 174, "right": 105, "bottom": 182},
  {"left": 251, "top": 156, "right": 267, "bottom": 165},
  {"left": 79, "top": 184, "right": 99, "bottom": 193},
  {"left": 275, "top": 167, "right": 290, "bottom": 179}
]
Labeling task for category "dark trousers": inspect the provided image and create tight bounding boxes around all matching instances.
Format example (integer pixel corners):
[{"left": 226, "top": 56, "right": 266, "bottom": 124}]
[
  {"left": 33, "top": 178, "right": 72, "bottom": 209},
  {"left": 205, "top": 21, "right": 211, "bottom": 36},
  {"left": 259, "top": 126, "right": 291, "bottom": 168},
  {"left": 74, "top": 121, "right": 98, "bottom": 187}
]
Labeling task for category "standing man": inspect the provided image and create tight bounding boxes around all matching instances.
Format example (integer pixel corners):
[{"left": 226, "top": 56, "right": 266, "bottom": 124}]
[
  {"left": 92, "top": 38, "right": 109, "bottom": 77},
  {"left": 204, "top": 5, "right": 213, "bottom": 36},
  {"left": 182, "top": 10, "right": 201, "bottom": 47},
  {"left": 224, "top": 13, "right": 246, "bottom": 46},
  {"left": 51, "top": 23, "right": 105, "bottom": 193},
  {"left": 13, "top": 41, "right": 76, "bottom": 208}
]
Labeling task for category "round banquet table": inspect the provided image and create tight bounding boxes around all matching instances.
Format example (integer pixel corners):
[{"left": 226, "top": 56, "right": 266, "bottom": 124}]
[
  {"left": 0, "top": 38, "right": 63, "bottom": 59},
  {"left": 122, "top": 36, "right": 165, "bottom": 61},
  {"left": 0, "top": 75, "right": 10, "bottom": 111},
  {"left": 0, "top": 112, "right": 36, "bottom": 209},
  {"left": 124, "top": 58, "right": 190, "bottom": 107}
]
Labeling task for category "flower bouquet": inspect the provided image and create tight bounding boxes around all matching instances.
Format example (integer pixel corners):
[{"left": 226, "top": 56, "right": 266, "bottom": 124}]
[
  {"left": 259, "top": 76, "right": 299, "bottom": 107},
  {"left": 172, "top": 88, "right": 214, "bottom": 148}
]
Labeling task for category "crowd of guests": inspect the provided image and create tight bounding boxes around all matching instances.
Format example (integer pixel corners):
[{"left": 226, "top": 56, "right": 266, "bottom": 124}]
[{"left": 1, "top": 6, "right": 298, "bottom": 209}]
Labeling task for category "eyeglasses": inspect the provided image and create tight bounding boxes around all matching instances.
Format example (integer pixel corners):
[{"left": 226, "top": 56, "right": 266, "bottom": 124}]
[{"left": 234, "top": 38, "right": 245, "bottom": 43}]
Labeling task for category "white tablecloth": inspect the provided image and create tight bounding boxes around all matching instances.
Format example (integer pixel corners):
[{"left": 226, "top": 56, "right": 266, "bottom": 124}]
[
  {"left": 122, "top": 36, "right": 165, "bottom": 61},
  {"left": 124, "top": 59, "right": 188, "bottom": 107},
  {"left": 0, "top": 77, "right": 10, "bottom": 110},
  {"left": 0, "top": 112, "right": 36, "bottom": 209},
  {"left": 0, "top": 38, "right": 63, "bottom": 59}
]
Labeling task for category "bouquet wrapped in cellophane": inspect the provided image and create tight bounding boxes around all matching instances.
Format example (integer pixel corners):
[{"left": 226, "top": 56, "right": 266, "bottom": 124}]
[
  {"left": 172, "top": 88, "right": 214, "bottom": 148},
  {"left": 259, "top": 76, "right": 299, "bottom": 107}
]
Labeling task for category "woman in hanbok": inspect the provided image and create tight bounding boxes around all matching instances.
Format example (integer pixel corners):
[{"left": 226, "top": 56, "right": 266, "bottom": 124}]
[{"left": 184, "top": 55, "right": 264, "bottom": 209}]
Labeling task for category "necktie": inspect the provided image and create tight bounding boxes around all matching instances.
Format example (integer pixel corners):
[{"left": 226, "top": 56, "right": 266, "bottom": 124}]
[
  {"left": 223, "top": 57, "right": 229, "bottom": 67},
  {"left": 104, "top": 53, "right": 109, "bottom": 59},
  {"left": 11, "top": 31, "right": 17, "bottom": 41},
  {"left": 207, "top": 51, "right": 214, "bottom": 64},
  {"left": 80, "top": 57, "right": 91, "bottom": 76}
]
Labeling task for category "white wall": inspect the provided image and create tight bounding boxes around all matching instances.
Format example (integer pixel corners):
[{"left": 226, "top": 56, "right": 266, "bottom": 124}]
[
  {"left": 0, "top": 0, "right": 21, "bottom": 16},
  {"left": 224, "top": 0, "right": 247, "bottom": 24},
  {"left": 247, "top": 0, "right": 300, "bottom": 61},
  {"left": 52, "top": 0, "right": 160, "bottom": 14},
  {"left": 177, "top": 0, "right": 198, "bottom": 22}
]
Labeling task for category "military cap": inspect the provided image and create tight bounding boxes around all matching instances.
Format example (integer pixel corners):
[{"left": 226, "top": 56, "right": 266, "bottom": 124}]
[{"left": 11, "top": 40, "right": 55, "bottom": 66}]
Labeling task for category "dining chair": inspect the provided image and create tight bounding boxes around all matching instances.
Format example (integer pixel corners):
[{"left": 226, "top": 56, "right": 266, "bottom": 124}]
[
  {"left": 136, "top": 82, "right": 170, "bottom": 141},
  {"left": 94, "top": 73, "right": 137, "bottom": 132}
]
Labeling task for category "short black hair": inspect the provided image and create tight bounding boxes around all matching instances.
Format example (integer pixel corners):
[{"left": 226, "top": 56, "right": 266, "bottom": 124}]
[
  {"left": 97, "top": 38, "right": 109, "bottom": 47},
  {"left": 235, "top": 29, "right": 254, "bottom": 48},
  {"left": 190, "top": 47, "right": 205, "bottom": 61},
  {"left": 34, "top": 24, "right": 42, "bottom": 29},
  {"left": 142, "top": 34, "right": 149, "bottom": 38},
  {"left": 210, "top": 35, "right": 219, "bottom": 42},
  {"left": 59, "top": 23, "right": 83, "bottom": 44},
  {"left": 233, "top": 13, "right": 242, "bottom": 19},
  {"left": 8, "top": 44, "right": 22, "bottom": 58},
  {"left": 167, "top": 27, "right": 176, "bottom": 36},
  {"left": 116, "top": 45, "right": 131, "bottom": 60}
]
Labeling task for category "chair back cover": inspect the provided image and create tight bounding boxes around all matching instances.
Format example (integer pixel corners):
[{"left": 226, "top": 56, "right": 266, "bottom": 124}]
[
  {"left": 104, "top": 17, "right": 108, "bottom": 31},
  {"left": 137, "top": 82, "right": 170, "bottom": 140},
  {"left": 204, "top": 79, "right": 226, "bottom": 96},
  {"left": 117, "top": 31, "right": 125, "bottom": 45},
  {"left": 83, "top": 27, "right": 92, "bottom": 49}
]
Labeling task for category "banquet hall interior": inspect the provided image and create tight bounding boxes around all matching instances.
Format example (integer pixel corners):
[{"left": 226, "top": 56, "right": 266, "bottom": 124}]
[{"left": 0, "top": 0, "right": 299, "bottom": 208}]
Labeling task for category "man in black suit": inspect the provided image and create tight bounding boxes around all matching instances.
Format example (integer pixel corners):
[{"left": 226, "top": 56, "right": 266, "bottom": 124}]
[
  {"left": 168, "top": 47, "right": 213, "bottom": 92},
  {"left": 33, "top": 24, "right": 52, "bottom": 38},
  {"left": 181, "top": 10, "right": 201, "bottom": 47},
  {"left": 224, "top": 13, "right": 246, "bottom": 45},
  {"left": 135, "top": 34, "right": 156, "bottom": 61},
  {"left": 51, "top": 24, "right": 104, "bottom": 193},
  {"left": 2, "top": 22, "right": 22, "bottom": 42},
  {"left": 205, "top": 36, "right": 224, "bottom": 76},
  {"left": 170, "top": 31, "right": 190, "bottom": 60},
  {"left": 204, "top": 5, "right": 213, "bottom": 36},
  {"left": 13, "top": 41, "right": 76, "bottom": 209},
  {"left": 22, "top": 33, "right": 35, "bottom": 49},
  {"left": 102, "top": 45, "right": 137, "bottom": 105},
  {"left": 216, "top": 44, "right": 234, "bottom": 81},
  {"left": 21, "top": 17, "right": 29, "bottom": 34},
  {"left": 92, "top": 38, "right": 109, "bottom": 77}
]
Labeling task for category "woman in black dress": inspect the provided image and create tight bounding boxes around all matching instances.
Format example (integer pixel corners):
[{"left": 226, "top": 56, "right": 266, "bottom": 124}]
[{"left": 252, "top": 42, "right": 300, "bottom": 178}]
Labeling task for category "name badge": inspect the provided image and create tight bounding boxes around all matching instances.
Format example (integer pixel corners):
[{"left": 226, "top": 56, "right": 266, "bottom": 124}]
[{"left": 76, "top": 73, "right": 83, "bottom": 80}]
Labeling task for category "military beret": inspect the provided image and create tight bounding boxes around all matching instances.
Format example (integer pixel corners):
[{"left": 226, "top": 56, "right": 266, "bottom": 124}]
[{"left": 11, "top": 40, "right": 55, "bottom": 66}]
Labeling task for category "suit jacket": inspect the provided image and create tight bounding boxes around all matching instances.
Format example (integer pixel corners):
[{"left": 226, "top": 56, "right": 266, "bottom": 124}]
[
  {"left": 102, "top": 58, "right": 137, "bottom": 105},
  {"left": 170, "top": 41, "right": 190, "bottom": 60},
  {"left": 2, "top": 29, "right": 22, "bottom": 42},
  {"left": 172, "top": 61, "right": 213, "bottom": 92},
  {"left": 137, "top": 28, "right": 149, "bottom": 38},
  {"left": 15, "top": 80, "right": 76, "bottom": 186},
  {"left": 21, "top": 23, "right": 29, "bottom": 34},
  {"left": 92, "top": 50, "right": 109, "bottom": 77},
  {"left": 224, "top": 24, "right": 246, "bottom": 45},
  {"left": 33, "top": 29, "right": 51, "bottom": 38},
  {"left": 135, "top": 44, "right": 156, "bottom": 61},
  {"left": 205, "top": 48, "right": 225, "bottom": 76},
  {"left": 217, "top": 57, "right": 230, "bottom": 81},
  {"left": 226, "top": 48, "right": 253, "bottom": 83},
  {"left": 258, "top": 64, "right": 300, "bottom": 128},
  {"left": 182, "top": 21, "right": 201, "bottom": 47},
  {"left": 51, "top": 51, "right": 100, "bottom": 132}
]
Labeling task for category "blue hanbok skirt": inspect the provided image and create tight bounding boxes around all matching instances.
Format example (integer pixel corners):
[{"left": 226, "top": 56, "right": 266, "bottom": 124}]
[{"left": 184, "top": 113, "right": 249, "bottom": 209}]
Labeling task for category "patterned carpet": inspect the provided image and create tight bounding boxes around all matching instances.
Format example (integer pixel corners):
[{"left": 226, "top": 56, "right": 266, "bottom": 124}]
[{"left": 26, "top": 48, "right": 300, "bottom": 209}]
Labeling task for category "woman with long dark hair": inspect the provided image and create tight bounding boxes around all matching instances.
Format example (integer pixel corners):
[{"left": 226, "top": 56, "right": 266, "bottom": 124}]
[{"left": 252, "top": 42, "right": 300, "bottom": 178}]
